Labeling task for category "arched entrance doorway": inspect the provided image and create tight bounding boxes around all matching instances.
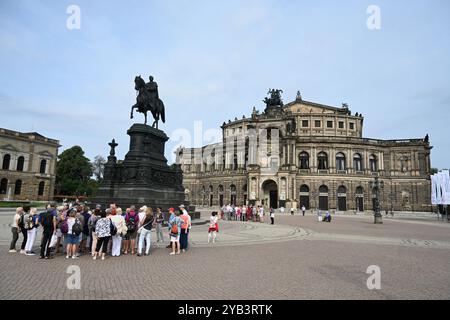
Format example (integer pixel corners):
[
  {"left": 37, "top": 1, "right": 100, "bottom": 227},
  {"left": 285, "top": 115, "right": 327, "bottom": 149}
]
[
  {"left": 299, "top": 184, "right": 310, "bottom": 209},
  {"left": 230, "top": 184, "right": 237, "bottom": 206},
  {"left": 337, "top": 185, "right": 347, "bottom": 211},
  {"left": 318, "top": 185, "right": 329, "bottom": 210},
  {"left": 356, "top": 186, "right": 364, "bottom": 212},
  {"left": 218, "top": 185, "right": 224, "bottom": 207},
  {"left": 262, "top": 180, "right": 278, "bottom": 209}
]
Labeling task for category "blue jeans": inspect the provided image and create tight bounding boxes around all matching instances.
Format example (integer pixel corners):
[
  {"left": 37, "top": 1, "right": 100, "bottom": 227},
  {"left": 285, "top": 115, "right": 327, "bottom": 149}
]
[{"left": 138, "top": 228, "right": 151, "bottom": 255}]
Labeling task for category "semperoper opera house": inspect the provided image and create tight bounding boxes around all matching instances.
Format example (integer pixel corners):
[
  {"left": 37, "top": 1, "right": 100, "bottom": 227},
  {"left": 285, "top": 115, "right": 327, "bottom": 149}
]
[
  {"left": 0, "top": 128, "right": 60, "bottom": 202},
  {"left": 177, "top": 90, "right": 432, "bottom": 212}
]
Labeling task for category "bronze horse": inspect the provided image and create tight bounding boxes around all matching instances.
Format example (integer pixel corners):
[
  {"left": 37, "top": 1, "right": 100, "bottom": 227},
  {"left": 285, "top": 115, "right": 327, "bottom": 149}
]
[{"left": 130, "top": 76, "right": 165, "bottom": 128}]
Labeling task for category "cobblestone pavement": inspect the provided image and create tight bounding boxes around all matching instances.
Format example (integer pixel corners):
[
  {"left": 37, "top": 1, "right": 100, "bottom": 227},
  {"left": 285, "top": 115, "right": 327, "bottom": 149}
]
[{"left": 1, "top": 211, "right": 450, "bottom": 300}]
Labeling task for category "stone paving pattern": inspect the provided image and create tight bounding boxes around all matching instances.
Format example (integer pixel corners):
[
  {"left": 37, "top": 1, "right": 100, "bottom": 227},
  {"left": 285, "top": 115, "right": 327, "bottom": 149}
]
[{"left": 1, "top": 211, "right": 450, "bottom": 300}]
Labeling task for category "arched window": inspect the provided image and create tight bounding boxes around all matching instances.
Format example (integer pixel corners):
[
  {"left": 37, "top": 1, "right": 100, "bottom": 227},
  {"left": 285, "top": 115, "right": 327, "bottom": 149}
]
[
  {"left": 209, "top": 185, "right": 213, "bottom": 193},
  {"left": 317, "top": 152, "right": 328, "bottom": 170},
  {"left": 230, "top": 184, "right": 237, "bottom": 193},
  {"left": 39, "top": 159, "right": 47, "bottom": 174},
  {"left": 337, "top": 185, "right": 347, "bottom": 194},
  {"left": 353, "top": 153, "right": 363, "bottom": 172},
  {"left": 369, "top": 154, "right": 378, "bottom": 172},
  {"left": 0, "top": 178, "right": 8, "bottom": 194},
  {"left": 14, "top": 180, "right": 22, "bottom": 195},
  {"left": 300, "top": 185, "right": 310, "bottom": 193},
  {"left": 336, "top": 152, "right": 346, "bottom": 171},
  {"left": 38, "top": 181, "right": 45, "bottom": 196},
  {"left": 2, "top": 154, "right": 11, "bottom": 170},
  {"left": 201, "top": 186, "right": 206, "bottom": 194},
  {"left": 356, "top": 186, "right": 364, "bottom": 195},
  {"left": 319, "top": 185, "right": 329, "bottom": 193},
  {"left": 299, "top": 152, "right": 310, "bottom": 169},
  {"left": 233, "top": 154, "right": 238, "bottom": 171},
  {"left": 16, "top": 156, "right": 25, "bottom": 171},
  {"left": 218, "top": 185, "right": 224, "bottom": 193}
]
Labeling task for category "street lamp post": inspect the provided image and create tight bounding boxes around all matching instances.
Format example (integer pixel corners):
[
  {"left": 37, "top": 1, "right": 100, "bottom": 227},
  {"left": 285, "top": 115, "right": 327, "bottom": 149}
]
[{"left": 369, "top": 176, "right": 384, "bottom": 224}]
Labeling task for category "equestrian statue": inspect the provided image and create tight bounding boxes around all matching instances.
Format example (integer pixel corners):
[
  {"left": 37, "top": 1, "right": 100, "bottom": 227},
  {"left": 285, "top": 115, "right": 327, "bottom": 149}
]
[{"left": 131, "top": 75, "right": 166, "bottom": 129}]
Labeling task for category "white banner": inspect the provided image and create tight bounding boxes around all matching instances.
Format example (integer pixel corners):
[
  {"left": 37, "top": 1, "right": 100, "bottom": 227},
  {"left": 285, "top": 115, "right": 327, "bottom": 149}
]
[
  {"left": 431, "top": 174, "right": 438, "bottom": 205},
  {"left": 436, "top": 172, "right": 442, "bottom": 205},
  {"left": 441, "top": 170, "right": 450, "bottom": 205}
]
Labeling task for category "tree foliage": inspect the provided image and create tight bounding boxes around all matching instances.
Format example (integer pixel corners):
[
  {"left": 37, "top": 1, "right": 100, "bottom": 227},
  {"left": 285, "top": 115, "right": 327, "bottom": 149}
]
[
  {"left": 56, "top": 146, "right": 94, "bottom": 196},
  {"left": 92, "top": 155, "right": 106, "bottom": 181}
]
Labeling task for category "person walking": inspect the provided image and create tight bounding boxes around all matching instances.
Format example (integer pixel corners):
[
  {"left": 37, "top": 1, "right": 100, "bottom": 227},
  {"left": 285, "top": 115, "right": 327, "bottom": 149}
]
[
  {"left": 88, "top": 206, "right": 100, "bottom": 255},
  {"left": 270, "top": 208, "right": 275, "bottom": 225},
  {"left": 80, "top": 205, "right": 91, "bottom": 255},
  {"left": 302, "top": 205, "right": 306, "bottom": 216},
  {"left": 9, "top": 207, "right": 23, "bottom": 253},
  {"left": 24, "top": 208, "right": 39, "bottom": 255},
  {"left": 155, "top": 207, "right": 164, "bottom": 243},
  {"left": 179, "top": 204, "right": 191, "bottom": 253},
  {"left": 39, "top": 203, "right": 57, "bottom": 259},
  {"left": 208, "top": 211, "right": 219, "bottom": 244},
  {"left": 110, "top": 207, "right": 126, "bottom": 257},
  {"left": 18, "top": 206, "right": 30, "bottom": 254},
  {"left": 169, "top": 210, "right": 182, "bottom": 255},
  {"left": 137, "top": 207, "right": 154, "bottom": 256},
  {"left": 93, "top": 210, "right": 112, "bottom": 261},
  {"left": 236, "top": 205, "right": 241, "bottom": 221},
  {"left": 259, "top": 205, "right": 264, "bottom": 223},
  {"left": 123, "top": 206, "right": 139, "bottom": 255}
]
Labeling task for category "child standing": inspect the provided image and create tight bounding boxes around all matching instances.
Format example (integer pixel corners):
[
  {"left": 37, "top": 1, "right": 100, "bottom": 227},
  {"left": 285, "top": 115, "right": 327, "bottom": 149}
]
[{"left": 208, "top": 212, "right": 219, "bottom": 244}]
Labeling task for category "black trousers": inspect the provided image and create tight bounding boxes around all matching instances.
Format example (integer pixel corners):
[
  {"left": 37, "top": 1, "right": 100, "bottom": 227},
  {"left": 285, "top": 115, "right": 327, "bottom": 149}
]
[
  {"left": 180, "top": 229, "right": 189, "bottom": 250},
  {"left": 9, "top": 227, "right": 19, "bottom": 250},
  {"left": 40, "top": 230, "right": 53, "bottom": 258},
  {"left": 96, "top": 236, "right": 111, "bottom": 253},
  {"left": 271, "top": 217, "right": 274, "bottom": 225},
  {"left": 21, "top": 228, "right": 28, "bottom": 250}
]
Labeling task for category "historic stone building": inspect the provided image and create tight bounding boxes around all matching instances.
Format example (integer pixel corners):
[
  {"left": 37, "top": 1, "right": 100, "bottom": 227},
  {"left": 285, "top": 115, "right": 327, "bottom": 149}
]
[
  {"left": 178, "top": 90, "right": 432, "bottom": 212},
  {"left": 0, "top": 128, "right": 60, "bottom": 201}
]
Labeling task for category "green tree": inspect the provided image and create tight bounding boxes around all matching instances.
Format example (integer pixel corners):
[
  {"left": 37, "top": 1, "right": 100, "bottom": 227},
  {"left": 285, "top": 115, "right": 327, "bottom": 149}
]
[
  {"left": 431, "top": 168, "right": 439, "bottom": 175},
  {"left": 56, "top": 146, "right": 93, "bottom": 196}
]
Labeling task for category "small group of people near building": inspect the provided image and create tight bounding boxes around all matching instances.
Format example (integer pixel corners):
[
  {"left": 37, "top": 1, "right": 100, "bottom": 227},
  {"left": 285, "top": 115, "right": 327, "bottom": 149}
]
[
  {"left": 220, "top": 204, "right": 268, "bottom": 223},
  {"left": 8, "top": 202, "right": 194, "bottom": 260}
]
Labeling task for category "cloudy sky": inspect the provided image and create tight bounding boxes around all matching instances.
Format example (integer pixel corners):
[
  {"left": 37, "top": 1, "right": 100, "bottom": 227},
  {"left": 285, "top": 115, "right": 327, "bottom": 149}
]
[{"left": 1, "top": 0, "right": 449, "bottom": 168}]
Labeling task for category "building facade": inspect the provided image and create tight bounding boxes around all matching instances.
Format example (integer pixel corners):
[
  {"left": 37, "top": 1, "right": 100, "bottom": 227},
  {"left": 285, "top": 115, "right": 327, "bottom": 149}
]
[
  {"left": 178, "top": 91, "right": 432, "bottom": 212},
  {"left": 0, "top": 128, "right": 60, "bottom": 201}
]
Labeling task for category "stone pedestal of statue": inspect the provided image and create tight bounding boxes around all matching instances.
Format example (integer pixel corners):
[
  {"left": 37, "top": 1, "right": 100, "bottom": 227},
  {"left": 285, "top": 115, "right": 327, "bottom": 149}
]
[{"left": 93, "top": 123, "right": 187, "bottom": 217}]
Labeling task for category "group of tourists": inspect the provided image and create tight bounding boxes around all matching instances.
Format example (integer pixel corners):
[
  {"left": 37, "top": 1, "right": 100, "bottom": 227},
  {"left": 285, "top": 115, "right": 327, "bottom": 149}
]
[
  {"left": 8, "top": 202, "right": 200, "bottom": 260},
  {"left": 220, "top": 204, "right": 274, "bottom": 223}
]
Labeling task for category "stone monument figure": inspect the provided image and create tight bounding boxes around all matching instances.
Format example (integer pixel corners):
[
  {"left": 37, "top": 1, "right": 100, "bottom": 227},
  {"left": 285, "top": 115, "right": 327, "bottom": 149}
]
[
  {"left": 108, "top": 139, "right": 118, "bottom": 156},
  {"left": 130, "top": 75, "right": 166, "bottom": 128}
]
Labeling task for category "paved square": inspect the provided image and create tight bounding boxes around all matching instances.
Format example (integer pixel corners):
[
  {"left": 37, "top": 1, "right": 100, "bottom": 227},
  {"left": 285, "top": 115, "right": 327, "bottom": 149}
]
[{"left": 1, "top": 211, "right": 450, "bottom": 300}]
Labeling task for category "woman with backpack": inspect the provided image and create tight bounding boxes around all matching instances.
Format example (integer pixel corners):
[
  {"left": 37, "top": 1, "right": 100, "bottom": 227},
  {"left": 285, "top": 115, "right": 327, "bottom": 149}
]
[
  {"left": 168, "top": 209, "right": 182, "bottom": 255},
  {"left": 18, "top": 206, "right": 30, "bottom": 254},
  {"left": 93, "top": 210, "right": 112, "bottom": 261},
  {"left": 24, "top": 208, "right": 39, "bottom": 255},
  {"left": 123, "top": 206, "right": 139, "bottom": 255},
  {"left": 137, "top": 207, "right": 154, "bottom": 256},
  {"left": 66, "top": 209, "right": 82, "bottom": 259}
]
